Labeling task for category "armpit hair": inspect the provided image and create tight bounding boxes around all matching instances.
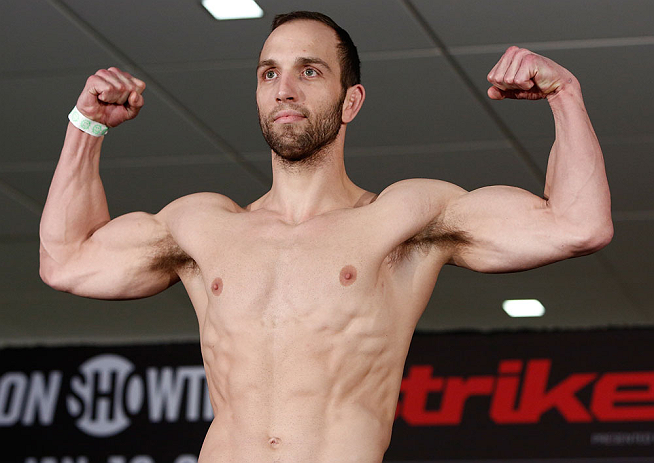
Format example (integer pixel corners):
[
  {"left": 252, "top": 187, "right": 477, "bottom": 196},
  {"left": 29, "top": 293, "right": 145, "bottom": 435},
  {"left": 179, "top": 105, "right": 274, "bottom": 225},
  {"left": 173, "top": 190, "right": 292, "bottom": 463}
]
[
  {"left": 149, "top": 235, "right": 198, "bottom": 275},
  {"left": 387, "top": 219, "right": 470, "bottom": 265}
]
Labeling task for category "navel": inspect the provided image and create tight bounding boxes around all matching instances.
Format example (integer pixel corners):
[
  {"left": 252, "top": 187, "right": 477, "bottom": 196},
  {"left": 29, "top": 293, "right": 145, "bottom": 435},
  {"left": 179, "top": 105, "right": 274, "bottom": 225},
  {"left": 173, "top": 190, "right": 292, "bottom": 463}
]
[
  {"left": 268, "top": 436, "right": 282, "bottom": 448},
  {"left": 339, "top": 265, "right": 357, "bottom": 286},
  {"left": 210, "top": 277, "right": 223, "bottom": 296}
]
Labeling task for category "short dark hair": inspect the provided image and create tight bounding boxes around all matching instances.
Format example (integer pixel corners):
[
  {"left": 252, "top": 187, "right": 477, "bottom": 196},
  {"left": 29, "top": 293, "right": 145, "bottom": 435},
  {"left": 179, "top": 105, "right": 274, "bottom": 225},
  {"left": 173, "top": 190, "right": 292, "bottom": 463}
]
[{"left": 271, "top": 11, "right": 361, "bottom": 90}]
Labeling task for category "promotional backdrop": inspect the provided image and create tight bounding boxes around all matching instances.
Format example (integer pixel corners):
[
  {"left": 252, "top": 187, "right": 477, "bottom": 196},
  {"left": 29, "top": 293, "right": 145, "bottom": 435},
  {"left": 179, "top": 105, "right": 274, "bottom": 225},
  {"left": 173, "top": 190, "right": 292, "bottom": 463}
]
[{"left": 1, "top": 329, "right": 653, "bottom": 462}]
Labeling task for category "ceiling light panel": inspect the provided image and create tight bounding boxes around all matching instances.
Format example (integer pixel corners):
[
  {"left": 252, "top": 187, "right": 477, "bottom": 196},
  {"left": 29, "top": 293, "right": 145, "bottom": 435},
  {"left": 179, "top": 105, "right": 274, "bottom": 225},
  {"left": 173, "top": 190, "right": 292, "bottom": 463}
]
[
  {"left": 502, "top": 299, "right": 546, "bottom": 318},
  {"left": 202, "top": 0, "right": 264, "bottom": 20}
]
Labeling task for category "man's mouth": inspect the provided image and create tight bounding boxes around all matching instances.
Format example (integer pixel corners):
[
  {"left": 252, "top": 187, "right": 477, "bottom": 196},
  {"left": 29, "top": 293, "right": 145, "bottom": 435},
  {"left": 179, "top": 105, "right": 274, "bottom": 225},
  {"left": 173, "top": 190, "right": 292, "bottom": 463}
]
[{"left": 273, "top": 110, "right": 306, "bottom": 124}]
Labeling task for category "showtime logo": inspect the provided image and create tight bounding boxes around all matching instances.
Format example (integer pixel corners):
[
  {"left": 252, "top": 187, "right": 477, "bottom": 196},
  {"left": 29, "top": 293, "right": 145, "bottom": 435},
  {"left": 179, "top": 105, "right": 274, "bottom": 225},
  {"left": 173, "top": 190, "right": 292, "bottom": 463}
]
[
  {"left": 0, "top": 354, "right": 213, "bottom": 437},
  {"left": 395, "top": 359, "right": 654, "bottom": 425}
]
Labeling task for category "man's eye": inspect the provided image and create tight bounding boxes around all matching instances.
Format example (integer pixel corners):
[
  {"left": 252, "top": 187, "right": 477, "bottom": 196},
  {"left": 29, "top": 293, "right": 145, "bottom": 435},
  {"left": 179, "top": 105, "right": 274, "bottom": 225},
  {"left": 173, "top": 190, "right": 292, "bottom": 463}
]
[
  {"left": 303, "top": 68, "right": 317, "bottom": 77},
  {"left": 264, "top": 70, "right": 276, "bottom": 79}
]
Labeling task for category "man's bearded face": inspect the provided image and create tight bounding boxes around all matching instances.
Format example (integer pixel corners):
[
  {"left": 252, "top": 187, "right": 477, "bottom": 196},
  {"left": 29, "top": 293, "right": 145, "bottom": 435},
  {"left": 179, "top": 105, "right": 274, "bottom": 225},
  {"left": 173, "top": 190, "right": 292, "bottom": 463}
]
[{"left": 258, "top": 91, "right": 345, "bottom": 166}]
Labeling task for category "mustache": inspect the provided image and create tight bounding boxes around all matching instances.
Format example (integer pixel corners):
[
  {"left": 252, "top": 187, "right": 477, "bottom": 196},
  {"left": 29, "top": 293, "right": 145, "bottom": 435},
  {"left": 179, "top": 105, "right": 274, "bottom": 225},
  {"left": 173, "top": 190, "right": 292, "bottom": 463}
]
[{"left": 267, "top": 104, "right": 310, "bottom": 121}]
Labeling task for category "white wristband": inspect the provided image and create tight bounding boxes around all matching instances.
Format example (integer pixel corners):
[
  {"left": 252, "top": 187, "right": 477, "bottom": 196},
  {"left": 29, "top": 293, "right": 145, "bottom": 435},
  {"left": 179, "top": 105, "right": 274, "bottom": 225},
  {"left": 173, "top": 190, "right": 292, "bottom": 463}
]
[{"left": 68, "top": 106, "right": 108, "bottom": 137}]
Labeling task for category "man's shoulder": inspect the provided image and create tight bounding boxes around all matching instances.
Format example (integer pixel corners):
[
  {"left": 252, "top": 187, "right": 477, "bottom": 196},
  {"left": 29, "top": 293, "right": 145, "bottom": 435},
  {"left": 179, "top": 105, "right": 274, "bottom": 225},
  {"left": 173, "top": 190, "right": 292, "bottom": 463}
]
[
  {"left": 160, "top": 192, "right": 242, "bottom": 216},
  {"left": 375, "top": 178, "right": 466, "bottom": 209},
  {"left": 153, "top": 193, "right": 243, "bottom": 234}
]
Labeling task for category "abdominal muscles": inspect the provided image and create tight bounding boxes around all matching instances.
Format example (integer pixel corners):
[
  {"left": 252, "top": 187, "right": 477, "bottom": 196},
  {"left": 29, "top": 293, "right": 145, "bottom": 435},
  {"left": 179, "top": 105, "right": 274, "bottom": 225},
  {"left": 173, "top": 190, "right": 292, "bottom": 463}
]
[{"left": 197, "top": 268, "right": 410, "bottom": 463}]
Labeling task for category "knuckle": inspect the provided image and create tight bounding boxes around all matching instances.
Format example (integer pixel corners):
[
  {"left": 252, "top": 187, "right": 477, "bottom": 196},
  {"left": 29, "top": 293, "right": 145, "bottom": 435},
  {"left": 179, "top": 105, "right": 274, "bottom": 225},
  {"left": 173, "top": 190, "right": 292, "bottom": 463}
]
[
  {"left": 94, "top": 70, "right": 112, "bottom": 82},
  {"left": 514, "top": 50, "right": 529, "bottom": 61}
]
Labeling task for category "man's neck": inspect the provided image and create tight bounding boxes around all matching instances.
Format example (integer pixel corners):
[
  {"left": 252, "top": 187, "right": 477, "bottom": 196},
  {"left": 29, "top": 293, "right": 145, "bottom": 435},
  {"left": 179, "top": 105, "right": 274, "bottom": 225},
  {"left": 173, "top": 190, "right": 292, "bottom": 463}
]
[{"left": 252, "top": 143, "right": 366, "bottom": 224}]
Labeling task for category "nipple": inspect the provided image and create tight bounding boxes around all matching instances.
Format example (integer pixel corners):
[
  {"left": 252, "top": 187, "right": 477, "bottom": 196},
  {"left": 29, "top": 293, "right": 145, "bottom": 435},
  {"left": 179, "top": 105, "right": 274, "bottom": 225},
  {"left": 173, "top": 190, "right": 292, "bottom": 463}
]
[
  {"left": 211, "top": 277, "right": 223, "bottom": 296},
  {"left": 339, "top": 265, "right": 357, "bottom": 286}
]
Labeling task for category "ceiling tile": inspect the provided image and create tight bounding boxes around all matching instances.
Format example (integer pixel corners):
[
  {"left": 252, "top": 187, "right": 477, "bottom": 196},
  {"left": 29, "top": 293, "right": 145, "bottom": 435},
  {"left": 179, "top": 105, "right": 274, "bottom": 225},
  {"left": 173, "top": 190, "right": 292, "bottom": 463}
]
[
  {"left": 61, "top": 0, "right": 432, "bottom": 68},
  {"left": 1, "top": 162, "right": 270, "bottom": 219},
  {"left": 348, "top": 57, "right": 506, "bottom": 148},
  {"left": 0, "top": 73, "right": 224, "bottom": 164},
  {"left": 97, "top": 162, "right": 269, "bottom": 215},
  {"left": 346, "top": 146, "right": 542, "bottom": 194},
  {"left": 61, "top": 0, "right": 270, "bottom": 64},
  {"left": 455, "top": 46, "right": 654, "bottom": 141},
  {"left": 602, "top": 139, "right": 654, "bottom": 213},
  {"left": 257, "top": 0, "right": 433, "bottom": 51},
  {"left": 599, "top": 221, "right": 654, "bottom": 318},
  {"left": 0, "top": 74, "right": 97, "bottom": 163},
  {"left": 0, "top": 172, "right": 51, "bottom": 209},
  {"left": 0, "top": 231, "right": 196, "bottom": 345},
  {"left": 150, "top": 67, "right": 268, "bottom": 154},
  {"left": 420, "top": 253, "right": 645, "bottom": 331},
  {"left": 0, "top": 191, "right": 40, "bottom": 236},
  {"left": 0, "top": 0, "right": 114, "bottom": 74},
  {"left": 412, "top": 0, "right": 654, "bottom": 47},
  {"left": 521, "top": 136, "right": 654, "bottom": 214}
]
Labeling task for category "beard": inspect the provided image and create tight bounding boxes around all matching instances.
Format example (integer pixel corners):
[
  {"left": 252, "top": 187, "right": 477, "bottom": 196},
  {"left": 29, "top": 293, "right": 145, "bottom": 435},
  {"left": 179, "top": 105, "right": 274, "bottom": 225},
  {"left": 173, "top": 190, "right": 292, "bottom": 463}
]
[{"left": 258, "top": 92, "right": 345, "bottom": 168}]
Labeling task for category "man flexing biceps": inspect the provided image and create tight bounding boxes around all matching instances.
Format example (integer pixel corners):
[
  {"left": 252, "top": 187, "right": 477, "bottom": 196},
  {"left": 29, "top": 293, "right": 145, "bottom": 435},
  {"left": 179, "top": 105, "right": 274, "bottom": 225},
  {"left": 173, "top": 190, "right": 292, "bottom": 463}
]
[{"left": 40, "top": 11, "right": 611, "bottom": 463}]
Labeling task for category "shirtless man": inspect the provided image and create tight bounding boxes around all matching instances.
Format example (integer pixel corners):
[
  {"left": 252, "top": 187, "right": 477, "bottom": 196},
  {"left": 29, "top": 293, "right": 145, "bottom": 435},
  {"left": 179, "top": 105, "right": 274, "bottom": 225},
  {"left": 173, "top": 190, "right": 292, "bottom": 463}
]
[{"left": 39, "top": 11, "right": 612, "bottom": 463}]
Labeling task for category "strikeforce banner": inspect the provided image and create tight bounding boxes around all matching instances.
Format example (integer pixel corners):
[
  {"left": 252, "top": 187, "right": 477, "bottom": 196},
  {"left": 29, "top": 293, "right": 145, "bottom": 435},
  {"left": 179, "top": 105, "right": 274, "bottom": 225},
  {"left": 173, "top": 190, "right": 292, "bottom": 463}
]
[
  {"left": 1, "top": 329, "right": 653, "bottom": 462},
  {"left": 388, "top": 328, "right": 654, "bottom": 461}
]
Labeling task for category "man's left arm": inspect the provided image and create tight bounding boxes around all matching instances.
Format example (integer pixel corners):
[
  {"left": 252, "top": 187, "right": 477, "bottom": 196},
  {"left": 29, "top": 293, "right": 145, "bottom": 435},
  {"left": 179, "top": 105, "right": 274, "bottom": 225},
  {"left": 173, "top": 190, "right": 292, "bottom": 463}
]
[{"left": 443, "top": 47, "right": 613, "bottom": 272}]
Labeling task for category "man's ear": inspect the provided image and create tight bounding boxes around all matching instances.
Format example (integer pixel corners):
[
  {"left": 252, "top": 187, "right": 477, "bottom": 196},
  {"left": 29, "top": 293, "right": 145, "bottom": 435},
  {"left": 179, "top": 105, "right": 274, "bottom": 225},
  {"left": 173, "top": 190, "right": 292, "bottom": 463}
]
[{"left": 342, "top": 84, "right": 365, "bottom": 124}]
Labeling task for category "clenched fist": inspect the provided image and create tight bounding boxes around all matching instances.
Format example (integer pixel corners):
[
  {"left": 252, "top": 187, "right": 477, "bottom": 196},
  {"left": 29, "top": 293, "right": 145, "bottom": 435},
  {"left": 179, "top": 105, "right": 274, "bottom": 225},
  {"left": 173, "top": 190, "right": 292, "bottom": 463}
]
[
  {"left": 487, "top": 46, "right": 578, "bottom": 101},
  {"left": 76, "top": 67, "right": 146, "bottom": 127}
]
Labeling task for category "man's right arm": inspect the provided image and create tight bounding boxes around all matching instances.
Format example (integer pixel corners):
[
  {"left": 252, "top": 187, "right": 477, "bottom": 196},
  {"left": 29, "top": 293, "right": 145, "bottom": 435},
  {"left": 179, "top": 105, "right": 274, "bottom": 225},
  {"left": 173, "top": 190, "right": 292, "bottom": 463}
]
[{"left": 39, "top": 68, "right": 179, "bottom": 299}]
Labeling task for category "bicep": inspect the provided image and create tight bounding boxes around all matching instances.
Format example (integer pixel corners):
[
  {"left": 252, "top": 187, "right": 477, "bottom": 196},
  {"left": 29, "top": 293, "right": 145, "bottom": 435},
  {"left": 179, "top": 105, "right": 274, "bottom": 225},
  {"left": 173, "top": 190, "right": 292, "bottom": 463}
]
[
  {"left": 445, "top": 185, "right": 584, "bottom": 273},
  {"left": 42, "top": 211, "right": 179, "bottom": 299}
]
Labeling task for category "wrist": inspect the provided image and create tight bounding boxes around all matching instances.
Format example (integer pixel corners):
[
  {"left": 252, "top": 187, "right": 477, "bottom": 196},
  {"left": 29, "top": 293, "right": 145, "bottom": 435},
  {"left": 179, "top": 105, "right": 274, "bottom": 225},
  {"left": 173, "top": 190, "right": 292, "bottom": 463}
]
[
  {"left": 547, "top": 77, "right": 584, "bottom": 111},
  {"left": 68, "top": 106, "right": 108, "bottom": 137},
  {"left": 547, "top": 74, "right": 582, "bottom": 99}
]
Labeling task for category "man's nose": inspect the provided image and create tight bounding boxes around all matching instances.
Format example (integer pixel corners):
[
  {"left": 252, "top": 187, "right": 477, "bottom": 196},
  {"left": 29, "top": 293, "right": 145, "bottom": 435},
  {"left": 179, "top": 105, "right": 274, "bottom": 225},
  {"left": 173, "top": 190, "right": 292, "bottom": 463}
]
[{"left": 276, "top": 74, "right": 299, "bottom": 102}]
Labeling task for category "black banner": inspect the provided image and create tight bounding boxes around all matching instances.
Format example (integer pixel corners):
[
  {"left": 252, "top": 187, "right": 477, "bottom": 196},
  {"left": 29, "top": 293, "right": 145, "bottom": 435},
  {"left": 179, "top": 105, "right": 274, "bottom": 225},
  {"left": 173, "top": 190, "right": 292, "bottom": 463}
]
[
  {"left": 0, "top": 344, "right": 208, "bottom": 463},
  {"left": 1, "top": 329, "right": 653, "bottom": 462}
]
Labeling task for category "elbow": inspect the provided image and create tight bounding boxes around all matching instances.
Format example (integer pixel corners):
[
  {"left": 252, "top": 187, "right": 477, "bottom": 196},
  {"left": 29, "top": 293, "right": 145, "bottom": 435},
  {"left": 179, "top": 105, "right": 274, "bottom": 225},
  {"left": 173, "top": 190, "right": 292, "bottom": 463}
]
[
  {"left": 569, "top": 219, "right": 614, "bottom": 256},
  {"left": 39, "top": 244, "right": 72, "bottom": 293},
  {"left": 39, "top": 259, "right": 67, "bottom": 292},
  {"left": 40, "top": 269, "right": 63, "bottom": 292}
]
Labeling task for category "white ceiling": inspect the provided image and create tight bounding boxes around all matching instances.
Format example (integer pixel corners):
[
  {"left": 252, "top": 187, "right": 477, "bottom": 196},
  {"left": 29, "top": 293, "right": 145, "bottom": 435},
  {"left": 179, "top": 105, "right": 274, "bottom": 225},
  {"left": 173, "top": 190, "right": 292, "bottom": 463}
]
[{"left": 1, "top": 0, "right": 653, "bottom": 346}]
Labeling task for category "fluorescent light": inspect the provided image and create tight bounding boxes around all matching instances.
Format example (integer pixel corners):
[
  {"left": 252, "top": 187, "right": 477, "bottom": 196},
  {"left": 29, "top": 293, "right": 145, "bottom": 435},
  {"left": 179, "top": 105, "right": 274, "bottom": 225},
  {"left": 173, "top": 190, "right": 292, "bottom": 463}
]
[
  {"left": 502, "top": 299, "right": 545, "bottom": 318},
  {"left": 202, "top": 0, "right": 264, "bottom": 20}
]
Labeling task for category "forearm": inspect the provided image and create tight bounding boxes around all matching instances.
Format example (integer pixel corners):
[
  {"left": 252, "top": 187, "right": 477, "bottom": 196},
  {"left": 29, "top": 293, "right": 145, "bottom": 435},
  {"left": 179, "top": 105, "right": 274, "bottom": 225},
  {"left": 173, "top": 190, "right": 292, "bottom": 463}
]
[
  {"left": 543, "top": 83, "right": 613, "bottom": 250},
  {"left": 40, "top": 123, "right": 110, "bottom": 263}
]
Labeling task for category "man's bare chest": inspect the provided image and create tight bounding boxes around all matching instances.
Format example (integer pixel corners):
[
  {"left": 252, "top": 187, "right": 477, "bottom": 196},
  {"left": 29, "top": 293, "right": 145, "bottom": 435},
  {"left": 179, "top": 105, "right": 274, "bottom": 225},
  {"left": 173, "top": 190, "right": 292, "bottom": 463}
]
[
  {"left": 203, "top": 217, "right": 377, "bottom": 292},
  {"left": 173, "top": 203, "right": 446, "bottom": 319},
  {"left": 175, "top": 211, "right": 396, "bottom": 334}
]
